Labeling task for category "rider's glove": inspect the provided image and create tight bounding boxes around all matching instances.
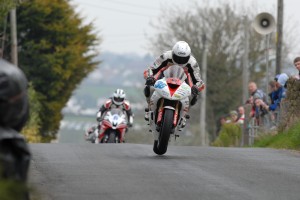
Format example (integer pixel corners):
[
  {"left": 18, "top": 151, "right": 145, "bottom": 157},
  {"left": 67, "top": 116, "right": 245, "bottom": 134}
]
[
  {"left": 146, "top": 76, "right": 156, "bottom": 86},
  {"left": 191, "top": 85, "right": 199, "bottom": 96},
  {"left": 198, "top": 80, "right": 205, "bottom": 92},
  {"left": 96, "top": 117, "right": 102, "bottom": 122},
  {"left": 197, "top": 80, "right": 205, "bottom": 92}
]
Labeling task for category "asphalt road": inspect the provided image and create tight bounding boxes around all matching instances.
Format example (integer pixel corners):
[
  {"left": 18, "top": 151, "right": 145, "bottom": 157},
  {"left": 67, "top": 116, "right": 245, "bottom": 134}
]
[{"left": 29, "top": 143, "right": 300, "bottom": 200}]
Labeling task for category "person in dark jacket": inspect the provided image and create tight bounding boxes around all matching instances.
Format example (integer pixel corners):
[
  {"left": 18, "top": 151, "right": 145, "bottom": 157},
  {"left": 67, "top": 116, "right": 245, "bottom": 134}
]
[
  {"left": 0, "top": 59, "right": 31, "bottom": 200},
  {"left": 256, "top": 73, "right": 288, "bottom": 111}
]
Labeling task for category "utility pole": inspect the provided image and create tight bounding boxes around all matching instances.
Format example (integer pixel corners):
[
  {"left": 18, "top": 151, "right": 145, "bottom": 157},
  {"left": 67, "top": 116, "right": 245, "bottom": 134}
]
[
  {"left": 242, "top": 17, "right": 249, "bottom": 105},
  {"left": 200, "top": 34, "right": 207, "bottom": 146},
  {"left": 265, "top": 34, "right": 271, "bottom": 94},
  {"left": 242, "top": 17, "right": 249, "bottom": 147},
  {"left": 0, "top": 15, "right": 8, "bottom": 58},
  {"left": 10, "top": 8, "right": 18, "bottom": 66},
  {"left": 276, "top": 0, "right": 284, "bottom": 74}
]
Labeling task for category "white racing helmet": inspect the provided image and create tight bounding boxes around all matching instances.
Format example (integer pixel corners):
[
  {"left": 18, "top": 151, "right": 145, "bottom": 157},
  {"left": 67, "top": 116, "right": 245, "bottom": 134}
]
[
  {"left": 172, "top": 41, "right": 191, "bottom": 65},
  {"left": 112, "top": 89, "right": 126, "bottom": 105}
]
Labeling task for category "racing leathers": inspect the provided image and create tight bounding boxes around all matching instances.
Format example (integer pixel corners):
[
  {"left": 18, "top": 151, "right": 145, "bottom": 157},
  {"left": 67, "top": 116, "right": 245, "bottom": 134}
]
[
  {"left": 96, "top": 97, "right": 134, "bottom": 127},
  {"left": 143, "top": 50, "right": 205, "bottom": 106}
]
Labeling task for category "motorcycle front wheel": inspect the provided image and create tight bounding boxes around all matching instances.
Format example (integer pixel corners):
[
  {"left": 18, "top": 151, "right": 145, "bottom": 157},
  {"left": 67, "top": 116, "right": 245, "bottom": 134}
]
[
  {"left": 107, "top": 131, "right": 120, "bottom": 143},
  {"left": 153, "top": 109, "right": 174, "bottom": 155}
]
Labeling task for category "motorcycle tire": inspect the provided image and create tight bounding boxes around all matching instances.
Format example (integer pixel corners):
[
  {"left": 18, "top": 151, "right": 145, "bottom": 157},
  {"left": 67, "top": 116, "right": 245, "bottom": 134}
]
[
  {"left": 107, "top": 131, "right": 117, "bottom": 143},
  {"left": 153, "top": 109, "right": 173, "bottom": 155},
  {"left": 153, "top": 140, "right": 160, "bottom": 154}
]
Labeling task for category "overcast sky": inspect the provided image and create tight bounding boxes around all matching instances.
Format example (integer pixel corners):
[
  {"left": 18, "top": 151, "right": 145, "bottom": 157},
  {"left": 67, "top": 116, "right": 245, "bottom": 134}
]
[{"left": 70, "top": 0, "right": 300, "bottom": 58}]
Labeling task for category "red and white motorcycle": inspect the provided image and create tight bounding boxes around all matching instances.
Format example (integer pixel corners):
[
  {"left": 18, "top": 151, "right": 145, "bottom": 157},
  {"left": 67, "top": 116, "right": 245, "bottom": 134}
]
[
  {"left": 148, "top": 65, "right": 191, "bottom": 155},
  {"left": 95, "top": 108, "right": 128, "bottom": 143}
]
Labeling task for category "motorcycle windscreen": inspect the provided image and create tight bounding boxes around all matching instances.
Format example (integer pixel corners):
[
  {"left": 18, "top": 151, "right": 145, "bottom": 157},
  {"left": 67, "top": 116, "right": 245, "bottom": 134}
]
[
  {"left": 109, "top": 108, "right": 126, "bottom": 124},
  {"left": 163, "top": 65, "right": 187, "bottom": 82},
  {"left": 110, "top": 108, "right": 124, "bottom": 116}
]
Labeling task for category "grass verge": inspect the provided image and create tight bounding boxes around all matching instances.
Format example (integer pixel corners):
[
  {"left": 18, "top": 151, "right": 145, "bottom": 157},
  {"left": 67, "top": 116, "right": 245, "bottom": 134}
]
[{"left": 253, "top": 122, "right": 300, "bottom": 150}]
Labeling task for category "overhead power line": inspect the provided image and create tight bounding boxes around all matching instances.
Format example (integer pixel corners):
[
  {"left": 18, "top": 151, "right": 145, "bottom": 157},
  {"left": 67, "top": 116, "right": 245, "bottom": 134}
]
[
  {"left": 105, "top": 34, "right": 145, "bottom": 38},
  {"left": 95, "top": 0, "right": 158, "bottom": 10},
  {"left": 102, "top": 38, "right": 146, "bottom": 44}
]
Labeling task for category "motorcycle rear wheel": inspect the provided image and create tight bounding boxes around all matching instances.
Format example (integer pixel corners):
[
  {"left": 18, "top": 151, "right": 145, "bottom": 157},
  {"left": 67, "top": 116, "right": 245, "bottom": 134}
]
[{"left": 153, "top": 109, "right": 173, "bottom": 155}]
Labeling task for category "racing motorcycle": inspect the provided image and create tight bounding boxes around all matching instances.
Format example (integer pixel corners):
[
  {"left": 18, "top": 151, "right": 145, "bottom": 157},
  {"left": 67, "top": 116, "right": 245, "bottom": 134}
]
[
  {"left": 148, "top": 65, "right": 191, "bottom": 155},
  {"left": 95, "top": 108, "right": 128, "bottom": 143}
]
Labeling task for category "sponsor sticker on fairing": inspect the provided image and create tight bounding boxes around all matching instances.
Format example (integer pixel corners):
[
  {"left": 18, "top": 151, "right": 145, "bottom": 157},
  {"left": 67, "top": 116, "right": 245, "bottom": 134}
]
[
  {"left": 154, "top": 81, "right": 167, "bottom": 89},
  {"left": 113, "top": 115, "right": 119, "bottom": 120},
  {"left": 177, "top": 88, "right": 187, "bottom": 96},
  {"left": 173, "top": 94, "right": 181, "bottom": 98},
  {"left": 181, "top": 84, "right": 190, "bottom": 90},
  {"left": 162, "top": 90, "right": 169, "bottom": 97}
]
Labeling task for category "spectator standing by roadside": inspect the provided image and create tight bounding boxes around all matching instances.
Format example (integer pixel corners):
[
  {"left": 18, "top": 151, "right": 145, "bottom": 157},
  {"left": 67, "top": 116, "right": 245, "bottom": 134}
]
[
  {"left": 292, "top": 57, "right": 300, "bottom": 80},
  {"left": 267, "top": 79, "right": 279, "bottom": 126},
  {"left": 268, "top": 80, "right": 277, "bottom": 105},
  {"left": 256, "top": 73, "right": 288, "bottom": 112},
  {"left": 248, "top": 82, "right": 268, "bottom": 119},
  {"left": 229, "top": 110, "right": 239, "bottom": 123},
  {"left": 236, "top": 106, "right": 245, "bottom": 125}
]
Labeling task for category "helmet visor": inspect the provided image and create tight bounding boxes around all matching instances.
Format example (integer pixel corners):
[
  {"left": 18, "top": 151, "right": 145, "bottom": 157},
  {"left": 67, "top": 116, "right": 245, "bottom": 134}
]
[
  {"left": 113, "top": 97, "right": 124, "bottom": 103},
  {"left": 172, "top": 53, "right": 190, "bottom": 65}
]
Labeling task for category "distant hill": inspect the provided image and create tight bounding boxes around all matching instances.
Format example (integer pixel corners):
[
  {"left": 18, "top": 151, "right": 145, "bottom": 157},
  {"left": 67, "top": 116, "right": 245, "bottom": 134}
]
[{"left": 63, "top": 52, "right": 154, "bottom": 115}]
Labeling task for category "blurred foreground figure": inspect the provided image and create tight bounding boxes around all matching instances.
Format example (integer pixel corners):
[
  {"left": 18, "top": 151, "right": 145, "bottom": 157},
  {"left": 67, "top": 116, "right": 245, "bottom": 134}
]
[{"left": 0, "top": 59, "right": 31, "bottom": 199}]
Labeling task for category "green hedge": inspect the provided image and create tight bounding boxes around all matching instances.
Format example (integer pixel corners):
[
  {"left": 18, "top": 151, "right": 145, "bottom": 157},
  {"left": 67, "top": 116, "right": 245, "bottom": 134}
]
[{"left": 211, "top": 123, "right": 241, "bottom": 147}]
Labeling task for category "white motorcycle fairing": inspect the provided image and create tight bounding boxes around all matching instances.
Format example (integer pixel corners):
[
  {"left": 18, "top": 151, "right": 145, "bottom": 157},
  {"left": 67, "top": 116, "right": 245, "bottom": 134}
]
[
  {"left": 154, "top": 79, "right": 191, "bottom": 101},
  {"left": 148, "top": 65, "right": 191, "bottom": 141}
]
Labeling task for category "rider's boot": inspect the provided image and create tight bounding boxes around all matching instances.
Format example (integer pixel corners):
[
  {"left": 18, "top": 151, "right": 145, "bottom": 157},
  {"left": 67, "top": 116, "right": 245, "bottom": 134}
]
[
  {"left": 94, "top": 126, "right": 101, "bottom": 143},
  {"left": 178, "top": 118, "right": 186, "bottom": 131},
  {"left": 144, "top": 86, "right": 151, "bottom": 122},
  {"left": 144, "top": 108, "right": 149, "bottom": 121},
  {"left": 178, "top": 114, "right": 190, "bottom": 131}
]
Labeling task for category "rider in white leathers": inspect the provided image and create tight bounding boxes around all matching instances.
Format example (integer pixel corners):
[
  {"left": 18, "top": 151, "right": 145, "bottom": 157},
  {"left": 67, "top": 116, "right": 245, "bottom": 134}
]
[
  {"left": 143, "top": 41, "right": 205, "bottom": 122},
  {"left": 91, "top": 89, "right": 134, "bottom": 142},
  {"left": 85, "top": 89, "right": 134, "bottom": 143},
  {"left": 96, "top": 89, "right": 133, "bottom": 125}
]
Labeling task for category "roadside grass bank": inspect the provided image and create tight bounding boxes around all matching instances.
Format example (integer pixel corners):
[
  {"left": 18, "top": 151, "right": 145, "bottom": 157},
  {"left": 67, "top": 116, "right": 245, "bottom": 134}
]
[
  {"left": 253, "top": 122, "right": 300, "bottom": 151},
  {"left": 0, "top": 180, "right": 29, "bottom": 200}
]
